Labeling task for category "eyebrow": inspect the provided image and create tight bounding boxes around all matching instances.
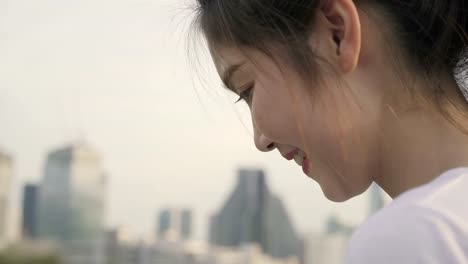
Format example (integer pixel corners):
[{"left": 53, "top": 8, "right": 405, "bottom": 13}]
[{"left": 221, "top": 61, "right": 246, "bottom": 92}]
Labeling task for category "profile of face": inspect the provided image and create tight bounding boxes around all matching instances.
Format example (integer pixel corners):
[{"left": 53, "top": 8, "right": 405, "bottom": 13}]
[{"left": 210, "top": 0, "right": 387, "bottom": 202}]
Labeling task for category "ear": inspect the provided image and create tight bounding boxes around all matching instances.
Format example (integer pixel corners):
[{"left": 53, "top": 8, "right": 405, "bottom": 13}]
[{"left": 315, "top": 0, "right": 361, "bottom": 73}]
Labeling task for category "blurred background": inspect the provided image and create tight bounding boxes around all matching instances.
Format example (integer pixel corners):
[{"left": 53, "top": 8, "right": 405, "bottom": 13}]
[{"left": 0, "top": 0, "right": 391, "bottom": 263}]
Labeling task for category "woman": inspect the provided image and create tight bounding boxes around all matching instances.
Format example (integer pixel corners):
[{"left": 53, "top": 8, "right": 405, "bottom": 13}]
[{"left": 193, "top": 0, "right": 468, "bottom": 262}]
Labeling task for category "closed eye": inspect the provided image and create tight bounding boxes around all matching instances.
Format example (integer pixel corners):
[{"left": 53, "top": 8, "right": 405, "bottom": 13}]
[{"left": 235, "top": 83, "right": 255, "bottom": 104}]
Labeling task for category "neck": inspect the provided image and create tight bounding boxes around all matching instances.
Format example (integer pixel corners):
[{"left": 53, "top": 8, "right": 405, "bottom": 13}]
[{"left": 375, "top": 78, "right": 468, "bottom": 198}]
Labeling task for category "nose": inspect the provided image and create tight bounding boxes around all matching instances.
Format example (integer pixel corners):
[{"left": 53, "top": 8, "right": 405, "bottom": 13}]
[{"left": 253, "top": 123, "right": 275, "bottom": 152}]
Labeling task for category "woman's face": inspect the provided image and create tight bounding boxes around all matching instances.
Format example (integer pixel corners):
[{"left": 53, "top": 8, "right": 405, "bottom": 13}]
[
  {"left": 209, "top": 1, "right": 387, "bottom": 202},
  {"left": 211, "top": 44, "right": 383, "bottom": 202}
]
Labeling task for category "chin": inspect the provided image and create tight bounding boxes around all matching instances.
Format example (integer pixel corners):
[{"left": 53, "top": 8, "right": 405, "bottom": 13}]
[
  {"left": 322, "top": 189, "right": 354, "bottom": 202},
  {"left": 315, "top": 164, "right": 373, "bottom": 202},
  {"left": 320, "top": 181, "right": 370, "bottom": 203}
]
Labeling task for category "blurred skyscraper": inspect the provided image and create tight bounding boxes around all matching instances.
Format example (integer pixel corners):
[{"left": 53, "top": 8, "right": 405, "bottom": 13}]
[
  {"left": 180, "top": 209, "right": 192, "bottom": 240},
  {"left": 209, "top": 169, "right": 299, "bottom": 260},
  {"left": 302, "top": 231, "right": 350, "bottom": 264},
  {"left": 325, "top": 215, "right": 354, "bottom": 236},
  {"left": 22, "top": 183, "right": 39, "bottom": 239},
  {"left": 158, "top": 209, "right": 171, "bottom": 238},
  {"left": 368, "top": 183, "right": 385, "bottom": 216},
  {"left": 303, "top": 184, "right": 388, "bottom": 264},
  {"left": 157, "top": 208, "right": 192, "bottom": 241},
  {"left": 301, "top": 215, "right": 353, "bottom": 264},
  {"left": 105, "top": 229, "right": 144, "bottom": 264},
  {"left": 37, "top": 143, "right": 107, "bottom": 264},
  {"left": 0, "top": 151, "right": 12, "bottom": 248}
]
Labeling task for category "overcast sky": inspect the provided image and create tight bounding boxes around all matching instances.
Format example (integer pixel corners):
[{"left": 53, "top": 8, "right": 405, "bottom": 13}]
[{"left": 0, "top": 0, "right": 381, "bottom": 241}]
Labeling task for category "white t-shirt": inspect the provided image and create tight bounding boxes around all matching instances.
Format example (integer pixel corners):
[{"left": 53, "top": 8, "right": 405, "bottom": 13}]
[{"left": 345, "top": 167, "right": 468, "bottom": 264}]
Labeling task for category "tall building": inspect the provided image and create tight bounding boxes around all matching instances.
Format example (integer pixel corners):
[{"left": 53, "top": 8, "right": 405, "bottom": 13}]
[
  {"left": 303, "top": 232, "right": 350, "bottom": 264},
  {"left": 368, "top": 183, "right": 386, "bottom": 216},
  {"left": 209, "top": 169, "right": 300, "bottom": 260},
  {"left": 158, "top": 209, "right": 172, "bottom": 239},
  {"left": 157, "top": 208, "right": 192, "bottom": 241},
  {"left": 0, "top": 151, "right": 12, "bottom": 248},
  {"left": 180, "top": 209, "right": 192, "bottom": 240},
  {"left": 37, "top": 143, "right": 107, "bottom": 264},
  {"left": 325, "top": 215, "right": 354, "bottom": 236},
  {"left": 22, "top": 184, "right": 39, "bottom": 239},
  {"left": 105, "top": 229, "right": 144, "bottom": 264}
]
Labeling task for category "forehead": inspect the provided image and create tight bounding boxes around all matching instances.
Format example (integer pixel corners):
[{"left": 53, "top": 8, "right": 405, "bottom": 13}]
[{"left": 209, "top": 45, "right": 248, "bottom": 76}]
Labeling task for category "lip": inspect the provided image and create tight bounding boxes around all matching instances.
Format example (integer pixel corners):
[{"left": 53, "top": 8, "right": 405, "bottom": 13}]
[{"left": 283, "top": 149, "right": 299, "bottom": 160}]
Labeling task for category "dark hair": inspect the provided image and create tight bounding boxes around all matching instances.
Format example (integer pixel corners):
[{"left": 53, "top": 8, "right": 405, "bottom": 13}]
[{"left": 193, "top": 0, "right": 468, "bottom": 127}]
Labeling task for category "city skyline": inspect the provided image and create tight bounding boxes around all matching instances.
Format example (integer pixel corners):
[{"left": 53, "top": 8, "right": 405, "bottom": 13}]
[
  {"left": 16, "top": 153, "right": 383, "bottom": 264},
  {"left": 0, "top": 0, "right": 382, "bottom": 243},
  {"left": 12, "top": 153, "right": 384, "bottom": 264},
  {"left": 13, "top": 142, "right": 387, "bottom": 245}
]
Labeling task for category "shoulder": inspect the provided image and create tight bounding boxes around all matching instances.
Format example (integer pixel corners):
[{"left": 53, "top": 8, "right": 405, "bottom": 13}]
[
  {"left": 345, "top": 204, "right": 467, "bottom": 264},
  {"left": 345, "top": 168, "right": 468, "bottom": 263}
]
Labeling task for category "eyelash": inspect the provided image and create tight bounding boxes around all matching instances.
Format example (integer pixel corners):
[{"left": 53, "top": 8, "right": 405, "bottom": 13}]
[{"left": 235, "top": 83, "right": 254, "bottom": 104}]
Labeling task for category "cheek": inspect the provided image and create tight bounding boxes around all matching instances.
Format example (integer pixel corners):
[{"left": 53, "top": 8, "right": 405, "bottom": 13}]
[
  {"left": 305, "top": 79, "right": 367, "bottom": 150},
  {"left": 305, "top": 89, "right": 377, "bottom": 192},
  {"left": 250, "top": 84, "right": 299, "bottom": 143},
  {"left": 304, "top": 108, "right": 343, "bottom": 160}
]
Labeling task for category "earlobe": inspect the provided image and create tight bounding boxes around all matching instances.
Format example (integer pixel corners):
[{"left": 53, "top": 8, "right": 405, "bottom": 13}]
[{"left": 320, "top": 0, "right": 361, "bottom": 73}]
